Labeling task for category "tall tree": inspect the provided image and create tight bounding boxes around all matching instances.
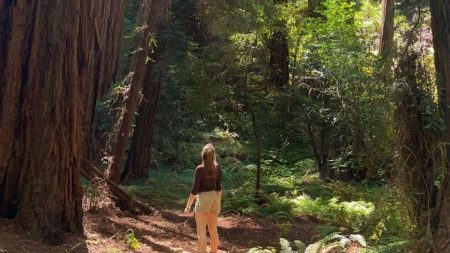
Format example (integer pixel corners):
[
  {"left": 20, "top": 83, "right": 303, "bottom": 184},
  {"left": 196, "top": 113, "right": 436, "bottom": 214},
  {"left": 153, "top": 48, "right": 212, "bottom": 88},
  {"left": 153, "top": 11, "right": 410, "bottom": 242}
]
[
  {"left": 428, "top": 1, "right": 450, "bottom": 251},
  {"left": 121, "top": 0, "right": 171, "bottom": 182},
  {"left": 122, "top": 51, "right": 164, "bottom": 181},
  {"left": 80, "top": 1, "right": 125, "bottom": 160},
  {"left": 430, "top": 0, "right": 450, "bottom": 134},
  {"left": 269, "top": 0, "right": 289, "bottom": 88},
  {"left": 305, "top": 0, "right": 334, "bottom": 180},
  {"left": 269, "top": 30, "right": 289, "bottom": 88},
  {"left": 379, "top": 0, "right": 395, "bottom": 77},
  {"left": 0, "top": 0, "right": 83, "bottom": 244},
  {"left": 107, "top": 0, "right": 166, "bottom": 183}
]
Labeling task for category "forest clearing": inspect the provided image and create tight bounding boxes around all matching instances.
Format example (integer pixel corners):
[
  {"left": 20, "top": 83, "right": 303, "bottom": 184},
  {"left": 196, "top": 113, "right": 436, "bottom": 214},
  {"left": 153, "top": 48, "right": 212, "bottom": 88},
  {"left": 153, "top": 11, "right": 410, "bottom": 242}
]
[{"left": 0, "top": 0, "right": 450, "bottom": 252}]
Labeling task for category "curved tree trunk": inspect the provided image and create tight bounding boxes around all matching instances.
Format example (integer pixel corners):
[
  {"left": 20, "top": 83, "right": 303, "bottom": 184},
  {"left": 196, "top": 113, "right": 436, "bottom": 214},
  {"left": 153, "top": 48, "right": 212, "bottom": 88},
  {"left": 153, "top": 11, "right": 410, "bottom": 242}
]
[{"left": 0, "top": 0, "right": 84, "bottom": 245}]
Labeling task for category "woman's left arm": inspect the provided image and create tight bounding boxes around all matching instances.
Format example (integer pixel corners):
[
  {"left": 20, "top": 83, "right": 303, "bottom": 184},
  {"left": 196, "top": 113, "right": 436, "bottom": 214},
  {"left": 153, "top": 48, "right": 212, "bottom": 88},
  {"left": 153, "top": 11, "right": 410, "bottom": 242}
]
[{"left": 185, "top": 167, "right": 202, "bottom": 214}]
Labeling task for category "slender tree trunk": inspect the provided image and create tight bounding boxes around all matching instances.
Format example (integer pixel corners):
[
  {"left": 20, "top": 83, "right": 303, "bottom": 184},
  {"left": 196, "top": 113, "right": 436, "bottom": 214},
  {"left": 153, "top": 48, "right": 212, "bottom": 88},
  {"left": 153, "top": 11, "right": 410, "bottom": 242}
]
[
  {"left": 307, "top": 123, "right": 322, "bottom": 169},
  {"left": 319, "top": 116, "right": 332, "bottom": 179},
  {"left": 269, "top": 31, "right": 289, "bottom": 88},
  {"left": 107, "top": 0, "right": 165, "bottom": 183},
  {"left": 379, "top": 0, "right": 395, "bottom": 78},
  {"left": 248, "top": 104, "right": 262, "bottom": 197},
  {"left": 0, "top": 0, "right": 93, "bottom": 245},
  {"left": 429, "top": 1, "right": 450, "bottom": 251}
]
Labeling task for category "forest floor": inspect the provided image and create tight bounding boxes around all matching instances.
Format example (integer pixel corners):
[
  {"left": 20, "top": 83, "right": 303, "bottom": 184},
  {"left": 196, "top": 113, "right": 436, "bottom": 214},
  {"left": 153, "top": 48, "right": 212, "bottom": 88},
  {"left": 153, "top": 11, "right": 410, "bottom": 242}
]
[
  {"left": 0, "top": 164, "right": 406, "bottom": 252},
  {"left": 0, "top": 207, "right": 322, "bottom": 253}
]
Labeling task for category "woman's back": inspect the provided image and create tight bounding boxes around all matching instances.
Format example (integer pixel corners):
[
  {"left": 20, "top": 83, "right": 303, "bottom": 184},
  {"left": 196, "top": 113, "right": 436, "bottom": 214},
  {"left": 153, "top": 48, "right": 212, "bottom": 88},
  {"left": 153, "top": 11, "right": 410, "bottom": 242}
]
[{"left": 191, "top": 165, "right": 222, "bottom": 195}]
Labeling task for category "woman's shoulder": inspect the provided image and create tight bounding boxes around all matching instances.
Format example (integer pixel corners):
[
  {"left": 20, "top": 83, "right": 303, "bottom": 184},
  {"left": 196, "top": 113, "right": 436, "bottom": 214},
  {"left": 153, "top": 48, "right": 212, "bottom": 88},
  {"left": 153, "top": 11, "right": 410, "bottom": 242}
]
[{"left": 196, "top": 164, "right": 204, "bottom": 171}]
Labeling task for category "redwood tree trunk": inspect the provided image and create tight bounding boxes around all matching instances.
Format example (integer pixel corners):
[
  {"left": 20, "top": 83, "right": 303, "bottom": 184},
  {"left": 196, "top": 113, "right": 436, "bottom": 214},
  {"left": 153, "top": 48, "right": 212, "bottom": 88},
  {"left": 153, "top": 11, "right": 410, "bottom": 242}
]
[
  {"left": 430, "top": 0, "right": 450, "bottom": 133},
  {"left": 429, "top": 1, "right": 450, "bottom": 251},
  {"left": 122, "top": 56, "right": 163, "bottom": 181},
  {"left": 107, "top": 0, "right": 165, "bottom": 183},
  {"left": 79, "top": 1, "right": 125, "bottom": 160},
  {"left": 379, "top": 0, "right": 395, "bottom": 77},
  {"left": 121, "top": 0, "right": 171, "bottom": 182},
  {"left": 0, "top": 0, "right": 84, "bottom": 245}
]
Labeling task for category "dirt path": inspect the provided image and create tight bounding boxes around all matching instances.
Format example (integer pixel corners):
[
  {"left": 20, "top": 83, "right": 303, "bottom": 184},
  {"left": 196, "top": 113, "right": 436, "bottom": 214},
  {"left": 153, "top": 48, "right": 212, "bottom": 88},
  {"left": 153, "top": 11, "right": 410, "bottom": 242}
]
[{"left": 0, "top": 209, "right": 321, "bottom": 253}]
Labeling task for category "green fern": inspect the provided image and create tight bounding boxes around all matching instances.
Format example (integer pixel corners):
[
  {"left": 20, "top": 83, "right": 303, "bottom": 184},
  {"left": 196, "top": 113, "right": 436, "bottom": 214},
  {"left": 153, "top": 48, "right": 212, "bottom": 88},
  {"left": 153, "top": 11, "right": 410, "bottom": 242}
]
[
  {"left": 279, "top": 238, "right": 293, "bottom": 253},
  {"left": 294, "top": 240, "right": 307, "bottom": 253},
  {"left": 124, "top": 229, "right": 140, "bottom": 250}
]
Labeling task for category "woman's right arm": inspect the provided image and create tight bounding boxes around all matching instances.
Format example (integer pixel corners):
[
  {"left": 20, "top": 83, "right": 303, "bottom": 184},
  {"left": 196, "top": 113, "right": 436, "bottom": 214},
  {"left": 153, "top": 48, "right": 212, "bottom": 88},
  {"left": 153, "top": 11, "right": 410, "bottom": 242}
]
[{"left": 185, "top": 167, "right": 202, "bottom": 213}]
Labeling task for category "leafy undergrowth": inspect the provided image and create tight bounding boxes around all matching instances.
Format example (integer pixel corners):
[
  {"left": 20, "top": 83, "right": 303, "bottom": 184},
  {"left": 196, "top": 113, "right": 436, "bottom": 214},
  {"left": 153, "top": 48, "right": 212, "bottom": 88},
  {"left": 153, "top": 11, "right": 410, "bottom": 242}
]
[{"left": 118, "top": 159, "right": 412, "bottom": 252}]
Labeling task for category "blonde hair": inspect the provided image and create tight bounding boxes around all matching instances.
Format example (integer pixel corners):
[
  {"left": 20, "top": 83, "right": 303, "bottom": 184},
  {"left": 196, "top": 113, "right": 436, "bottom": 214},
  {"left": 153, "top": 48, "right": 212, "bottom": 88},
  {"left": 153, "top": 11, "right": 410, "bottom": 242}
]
[{"left": 201, "top": 143, "right": 217, "bottom": 177}]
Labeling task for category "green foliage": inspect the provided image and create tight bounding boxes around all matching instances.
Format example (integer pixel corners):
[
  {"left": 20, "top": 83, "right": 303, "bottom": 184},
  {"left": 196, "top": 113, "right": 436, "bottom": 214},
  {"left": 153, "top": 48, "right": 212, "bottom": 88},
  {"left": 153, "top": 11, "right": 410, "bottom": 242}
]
[
  {"left": 276, "top": 222, "right": 294, "bottom": 236},
  {"left": 279, "top": 238, "right": 293, "bottom": 253},
  {"left": 124, "top": 229, "right": 140, "bottom": 250},
  {"left": 249, "top": 238, "right": 307, "bottom": 253},
  {"left": 294, "top": 240, "right": 307, "bottom": 253},
  {"left": 294, "top": 195, "right": 374, "bottom": 233},
  {"left": 298, "top": 0, "right": 393, "bottom": 180},
  {"left": 366, "top": 238, "right": 411, "bottom": 253},
  {"left": 116, "top": 0, "right": 428, "bottom": 251}
]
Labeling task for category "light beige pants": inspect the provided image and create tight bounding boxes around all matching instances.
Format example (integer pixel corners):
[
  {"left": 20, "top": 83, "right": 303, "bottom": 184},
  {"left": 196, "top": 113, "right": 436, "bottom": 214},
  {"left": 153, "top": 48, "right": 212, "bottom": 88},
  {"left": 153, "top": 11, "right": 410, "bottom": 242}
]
[
  {"left": 194, "top": 191, "right": 220, "bottom": 253},
  {"left": 194, "top": 191, "right": 221, "bottom": 214}
]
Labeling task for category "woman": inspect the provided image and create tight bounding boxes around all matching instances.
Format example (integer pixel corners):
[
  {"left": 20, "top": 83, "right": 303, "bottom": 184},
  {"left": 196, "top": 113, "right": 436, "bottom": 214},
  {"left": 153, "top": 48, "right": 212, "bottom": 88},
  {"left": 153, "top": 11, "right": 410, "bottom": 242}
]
[{"left": 184, "top": 143, "right": 222, "bottom": 253}]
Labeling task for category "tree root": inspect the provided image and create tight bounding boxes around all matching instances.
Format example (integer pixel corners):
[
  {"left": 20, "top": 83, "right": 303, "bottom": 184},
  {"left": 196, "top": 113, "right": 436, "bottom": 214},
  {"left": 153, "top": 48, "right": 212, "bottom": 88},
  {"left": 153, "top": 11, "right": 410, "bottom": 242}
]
[{"left": 81, "top": 159, "right": 157, "bottom": 215}]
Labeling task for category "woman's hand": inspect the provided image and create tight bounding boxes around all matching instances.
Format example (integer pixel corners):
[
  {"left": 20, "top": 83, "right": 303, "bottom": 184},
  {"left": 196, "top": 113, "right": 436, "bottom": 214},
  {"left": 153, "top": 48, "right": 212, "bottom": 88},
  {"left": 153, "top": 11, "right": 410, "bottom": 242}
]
[{"left": 184, "top": 206, "right": 191, "bottom": 214}]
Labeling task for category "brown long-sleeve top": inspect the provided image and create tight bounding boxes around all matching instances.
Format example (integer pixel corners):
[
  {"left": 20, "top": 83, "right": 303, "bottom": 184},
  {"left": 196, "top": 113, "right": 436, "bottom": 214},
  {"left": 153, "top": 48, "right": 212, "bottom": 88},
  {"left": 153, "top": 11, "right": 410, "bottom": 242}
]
[{"left": 190, "top": 164, "right": 222, "bottom": 195}]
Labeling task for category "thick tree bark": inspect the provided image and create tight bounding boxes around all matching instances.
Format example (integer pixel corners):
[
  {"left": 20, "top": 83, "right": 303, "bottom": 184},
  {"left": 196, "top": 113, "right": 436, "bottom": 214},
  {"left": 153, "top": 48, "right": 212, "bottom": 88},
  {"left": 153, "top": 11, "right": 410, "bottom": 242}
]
[
  {"left": 430, "top": 0, "right": 450, "bottom": 134},
  {"left": 107, "top": 0, "right": 165, "bottom": 183},
  {"left": 79, "top": 1, "right": 125, "bottom": 160},
  {"left": 121, "top": 0, "right": 171, "bottom": 182},
  {"left": 122, "top": 56, "right": 163, "bottom": 181},
  {"left": 393, "top": 54, "right": 448, "bottom": 252},
  {"left": 379, "top": 0, "right": 395, "bottom": 77},
  {"left": 0, "top": 0, "right": 125, "bottom": 245},
  {"left": 0, "top": 0, "right": 84, "bottom": 245},
  {"left": 429, "top": 1, "right": 450, "bottom": 251}
]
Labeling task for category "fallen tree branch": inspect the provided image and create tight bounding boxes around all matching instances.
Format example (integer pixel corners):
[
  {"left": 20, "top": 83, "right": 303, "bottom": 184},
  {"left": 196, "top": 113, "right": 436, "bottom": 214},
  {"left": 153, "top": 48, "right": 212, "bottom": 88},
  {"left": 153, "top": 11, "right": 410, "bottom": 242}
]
[{"left": 80, "top": 159, "right": 157, "bottom": 215}]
